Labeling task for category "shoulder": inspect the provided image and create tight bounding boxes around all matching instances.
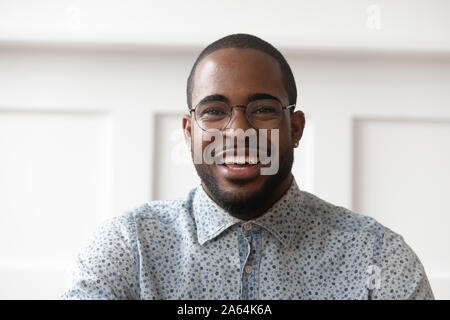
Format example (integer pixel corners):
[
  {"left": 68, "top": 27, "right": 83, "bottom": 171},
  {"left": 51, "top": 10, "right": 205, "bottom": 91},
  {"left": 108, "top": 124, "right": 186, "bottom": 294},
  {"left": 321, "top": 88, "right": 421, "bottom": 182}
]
[
  {"left": 300, "top": 190, "right": 384, "bottom": 238},
  {"left": 86, "top": 188, "right": 197, "bottom": 247},
  {"left": 299, "top": 190, "right": 411, "bottom": 258},
  {"left": 300, "top": 190, "right": 434, "bottom": 299},
  {"left": 125, "top": 187, "right": 197, "bottom": 224}
]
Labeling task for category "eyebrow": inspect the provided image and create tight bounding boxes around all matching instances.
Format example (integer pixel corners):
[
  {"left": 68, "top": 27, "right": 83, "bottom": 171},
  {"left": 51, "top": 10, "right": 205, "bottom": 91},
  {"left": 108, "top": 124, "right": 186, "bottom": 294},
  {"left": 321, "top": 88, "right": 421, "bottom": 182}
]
[
  {"left": 248, "top": 93, "right": 281, "bottom": 103},
  {"left": 195, "top": 94, "right": 228, "bottom": 107},
  {"left": 195, "top": 92, "right": 281, "bottom": 108}
]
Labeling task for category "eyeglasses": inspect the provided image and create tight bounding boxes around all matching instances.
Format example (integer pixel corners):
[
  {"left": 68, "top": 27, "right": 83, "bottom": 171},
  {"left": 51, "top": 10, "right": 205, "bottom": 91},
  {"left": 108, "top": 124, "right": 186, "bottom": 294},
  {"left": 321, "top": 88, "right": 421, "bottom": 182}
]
[{"left": 190, "top": 99, "right": 295, "bottom": 131}]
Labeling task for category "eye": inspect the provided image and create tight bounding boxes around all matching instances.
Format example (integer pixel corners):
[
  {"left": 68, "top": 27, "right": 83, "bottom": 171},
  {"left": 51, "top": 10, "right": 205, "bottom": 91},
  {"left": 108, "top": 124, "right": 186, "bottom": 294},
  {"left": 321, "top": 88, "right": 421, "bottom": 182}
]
[
  {"left": 197, "top": 104, "right": 230, "bottom": 119},
  {"left": 202, "top": 108, "right": 227, "bottom": 115},
  {"left": 253, "top": 106, "right": 276, "bottom": 114}
]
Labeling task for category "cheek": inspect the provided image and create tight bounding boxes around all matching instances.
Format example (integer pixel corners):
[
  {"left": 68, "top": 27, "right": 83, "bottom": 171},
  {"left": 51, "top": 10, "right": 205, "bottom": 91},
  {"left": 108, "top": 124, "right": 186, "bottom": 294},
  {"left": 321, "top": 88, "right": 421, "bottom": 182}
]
[
  {"left": 278, "top": 117, "right": 293, "bottom": 144},
  {"left": 191, "top": 125, "right": 205, "bottom": 148},
  {"left": 191, "top": 128, "right": 220, "bottom": 164},
  {"left": 266, "top": 126, "right": 291, "bottom": 152}
]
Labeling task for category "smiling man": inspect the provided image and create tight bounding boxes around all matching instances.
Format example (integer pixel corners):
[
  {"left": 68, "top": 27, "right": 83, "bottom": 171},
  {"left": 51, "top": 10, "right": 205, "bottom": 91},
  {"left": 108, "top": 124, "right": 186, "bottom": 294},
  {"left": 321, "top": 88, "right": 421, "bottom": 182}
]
[{"left": 61, "top": 33, "right": 434, "bottom": 300}]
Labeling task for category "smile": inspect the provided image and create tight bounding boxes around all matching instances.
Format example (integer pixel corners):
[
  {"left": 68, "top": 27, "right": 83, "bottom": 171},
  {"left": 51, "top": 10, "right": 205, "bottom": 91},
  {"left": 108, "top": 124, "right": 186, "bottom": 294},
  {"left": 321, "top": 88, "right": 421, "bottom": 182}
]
[{"left": 216, "top": 153, "right": 262, "bottom": 179}]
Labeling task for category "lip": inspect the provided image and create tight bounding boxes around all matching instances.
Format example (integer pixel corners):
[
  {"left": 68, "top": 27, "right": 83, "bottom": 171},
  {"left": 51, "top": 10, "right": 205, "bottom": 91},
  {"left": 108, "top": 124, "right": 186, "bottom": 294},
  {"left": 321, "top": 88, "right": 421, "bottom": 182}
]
[{"left": 217, "top": 162, "right": 262, "bottom": 180}]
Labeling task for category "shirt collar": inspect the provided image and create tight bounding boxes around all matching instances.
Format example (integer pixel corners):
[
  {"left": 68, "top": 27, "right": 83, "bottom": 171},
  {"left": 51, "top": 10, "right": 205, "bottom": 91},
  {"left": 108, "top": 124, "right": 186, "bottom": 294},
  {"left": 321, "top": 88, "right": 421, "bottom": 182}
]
[
  {"left": 192, "top": 178, "right": 305, "bottom": 248},
  {"left": 192, "top": 185, "right": 243, "bottom": 246}
]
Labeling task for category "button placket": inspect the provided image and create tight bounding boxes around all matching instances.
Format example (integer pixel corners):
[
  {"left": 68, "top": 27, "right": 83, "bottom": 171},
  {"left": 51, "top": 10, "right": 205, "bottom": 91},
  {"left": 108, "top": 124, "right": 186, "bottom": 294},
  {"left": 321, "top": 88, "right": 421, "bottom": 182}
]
[{"left": 242, "top": 223, "right": 253, "bottom": 277}]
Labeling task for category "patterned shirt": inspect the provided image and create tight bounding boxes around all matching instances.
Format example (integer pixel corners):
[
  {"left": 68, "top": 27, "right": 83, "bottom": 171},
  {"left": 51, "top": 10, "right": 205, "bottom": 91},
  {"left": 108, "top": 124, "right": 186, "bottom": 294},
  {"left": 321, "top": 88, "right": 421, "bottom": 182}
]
[{"left": 61, "top": 179, "right": 434, "bottom": 300}]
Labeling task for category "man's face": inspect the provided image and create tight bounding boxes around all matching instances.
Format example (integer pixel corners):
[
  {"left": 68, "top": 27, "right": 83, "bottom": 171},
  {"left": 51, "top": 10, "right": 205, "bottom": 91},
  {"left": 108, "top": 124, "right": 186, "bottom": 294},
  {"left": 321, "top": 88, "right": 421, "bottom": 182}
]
[{"left": 183, "top": 48, "right": 304, "bottom": 219}]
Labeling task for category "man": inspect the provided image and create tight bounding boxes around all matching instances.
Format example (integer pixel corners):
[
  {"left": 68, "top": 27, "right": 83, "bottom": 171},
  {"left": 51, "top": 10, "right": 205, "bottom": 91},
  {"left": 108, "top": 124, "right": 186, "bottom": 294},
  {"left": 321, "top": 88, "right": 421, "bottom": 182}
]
[{"left": 61, "top": 33, "right": 434, "bottom": 299}]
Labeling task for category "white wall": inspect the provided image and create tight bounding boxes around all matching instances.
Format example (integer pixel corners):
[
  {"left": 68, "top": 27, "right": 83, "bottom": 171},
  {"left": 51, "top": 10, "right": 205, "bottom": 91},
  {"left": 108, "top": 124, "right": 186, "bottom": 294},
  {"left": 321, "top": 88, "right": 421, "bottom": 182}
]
[
  {"left": 1, "top": 0, "right": 449, "bottom": 52},
  {"left": 0, "top": 0, "right": 449, "bottom": 299}
]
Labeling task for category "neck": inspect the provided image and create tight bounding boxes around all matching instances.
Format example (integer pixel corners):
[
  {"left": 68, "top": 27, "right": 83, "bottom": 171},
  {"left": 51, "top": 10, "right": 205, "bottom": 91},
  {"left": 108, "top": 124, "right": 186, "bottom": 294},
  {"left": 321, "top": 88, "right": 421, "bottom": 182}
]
[{"left": 241, "top": 173, "right": 294, "bottom": 220}]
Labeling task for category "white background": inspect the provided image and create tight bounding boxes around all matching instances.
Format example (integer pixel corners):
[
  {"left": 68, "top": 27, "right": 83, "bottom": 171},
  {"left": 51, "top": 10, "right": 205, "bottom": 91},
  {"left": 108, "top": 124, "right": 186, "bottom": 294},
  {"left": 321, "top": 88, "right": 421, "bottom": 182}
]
[{"left": 0, "top": 0, "right": 449, "bottom": 299}]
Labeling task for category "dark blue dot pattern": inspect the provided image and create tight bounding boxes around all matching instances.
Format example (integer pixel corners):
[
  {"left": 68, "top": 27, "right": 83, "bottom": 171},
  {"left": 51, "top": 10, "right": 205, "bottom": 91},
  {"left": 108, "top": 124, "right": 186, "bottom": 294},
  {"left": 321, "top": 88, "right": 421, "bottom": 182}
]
[{"left": 61, "top": 179, "right": 434, "bottom": 299}]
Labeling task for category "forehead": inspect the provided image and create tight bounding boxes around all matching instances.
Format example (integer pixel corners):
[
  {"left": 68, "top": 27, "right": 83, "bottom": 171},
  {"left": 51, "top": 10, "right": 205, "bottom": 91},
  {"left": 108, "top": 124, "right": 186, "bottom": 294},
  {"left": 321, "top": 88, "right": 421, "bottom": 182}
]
[{"left": 192, "top": 48, "right": 288, "bottom": 106}]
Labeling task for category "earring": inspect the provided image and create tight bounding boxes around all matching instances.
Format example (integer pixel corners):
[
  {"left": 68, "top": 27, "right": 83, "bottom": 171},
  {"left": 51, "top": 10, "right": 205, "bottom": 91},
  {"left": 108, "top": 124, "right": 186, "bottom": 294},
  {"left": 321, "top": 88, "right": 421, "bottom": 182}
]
[{"left": 294, "top": 141, "right": 299, "bottom": 148}]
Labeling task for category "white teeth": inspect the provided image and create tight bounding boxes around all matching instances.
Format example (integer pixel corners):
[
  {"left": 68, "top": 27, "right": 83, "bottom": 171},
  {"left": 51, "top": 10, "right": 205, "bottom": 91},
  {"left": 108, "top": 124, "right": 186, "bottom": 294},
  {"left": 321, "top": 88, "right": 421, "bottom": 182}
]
[
  {"left": 223, "top": 155, "right": 259, "bottom": 164},
  {"left": 216, "top": 149, "right": 260, "bottom": 165},
  {"left": 248, "top": 156, "right": 258, "bottom": 164},
  {"left": 224, "top": 155, "right": 235, "bottom": 164}
]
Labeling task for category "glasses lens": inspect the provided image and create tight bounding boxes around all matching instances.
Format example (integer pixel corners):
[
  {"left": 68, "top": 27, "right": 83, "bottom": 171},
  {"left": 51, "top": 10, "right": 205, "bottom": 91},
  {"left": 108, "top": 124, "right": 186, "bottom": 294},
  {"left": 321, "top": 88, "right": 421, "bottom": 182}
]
[
  {"left": 246, "top": 99, "right": 283, "bottom": 129},
  {"left": 195, "top": 101, "right": 231, "bottom": 130}
]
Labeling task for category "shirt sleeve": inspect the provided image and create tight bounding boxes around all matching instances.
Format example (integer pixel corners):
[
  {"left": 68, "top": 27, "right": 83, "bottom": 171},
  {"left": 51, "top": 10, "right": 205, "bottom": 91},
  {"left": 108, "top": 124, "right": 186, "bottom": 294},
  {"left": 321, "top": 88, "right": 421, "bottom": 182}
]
[
  {"left": 371, "top": 228, "right": 435, "bottom": 300},
  {"left": 60, "top": 213, "right": 139, "bottom": 300}
]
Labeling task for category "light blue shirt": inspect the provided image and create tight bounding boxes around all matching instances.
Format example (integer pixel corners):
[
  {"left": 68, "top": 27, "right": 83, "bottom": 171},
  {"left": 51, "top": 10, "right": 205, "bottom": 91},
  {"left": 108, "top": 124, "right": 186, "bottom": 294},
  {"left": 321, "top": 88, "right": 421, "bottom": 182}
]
[{"left": 61, "top": 179, "right": 434, "bottom": 299}]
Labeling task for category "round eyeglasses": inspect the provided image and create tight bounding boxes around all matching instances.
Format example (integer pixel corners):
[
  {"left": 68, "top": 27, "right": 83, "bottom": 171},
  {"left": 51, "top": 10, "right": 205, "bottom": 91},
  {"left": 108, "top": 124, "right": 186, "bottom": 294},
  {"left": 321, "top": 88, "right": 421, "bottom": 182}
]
[{"left": 190, "top": 99, "right": 295, "bottom": 131}]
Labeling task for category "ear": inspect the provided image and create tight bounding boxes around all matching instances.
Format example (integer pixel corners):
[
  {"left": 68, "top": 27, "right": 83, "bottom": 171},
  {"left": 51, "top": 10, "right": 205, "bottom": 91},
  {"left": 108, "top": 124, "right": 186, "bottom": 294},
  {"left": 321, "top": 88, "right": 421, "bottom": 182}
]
[
  {"left": 290, "top": 110, "right": 305, "bottom": 147},
  {"left": 182, "top": 114, "right": 192, "bottom": 150}
]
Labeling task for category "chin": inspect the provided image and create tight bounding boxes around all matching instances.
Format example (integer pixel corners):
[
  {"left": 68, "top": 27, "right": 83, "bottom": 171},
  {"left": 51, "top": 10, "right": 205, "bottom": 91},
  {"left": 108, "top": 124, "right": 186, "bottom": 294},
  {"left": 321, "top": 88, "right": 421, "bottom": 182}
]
[{"left": 221, "top": 174, "right": 266, "bottom": 192}]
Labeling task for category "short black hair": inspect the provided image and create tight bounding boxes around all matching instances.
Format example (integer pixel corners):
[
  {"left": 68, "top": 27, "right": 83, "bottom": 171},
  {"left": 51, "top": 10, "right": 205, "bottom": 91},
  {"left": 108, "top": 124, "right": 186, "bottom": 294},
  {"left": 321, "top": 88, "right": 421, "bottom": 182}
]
[{"left": 186, "top": 33, "right": 297, "bottom": 111}]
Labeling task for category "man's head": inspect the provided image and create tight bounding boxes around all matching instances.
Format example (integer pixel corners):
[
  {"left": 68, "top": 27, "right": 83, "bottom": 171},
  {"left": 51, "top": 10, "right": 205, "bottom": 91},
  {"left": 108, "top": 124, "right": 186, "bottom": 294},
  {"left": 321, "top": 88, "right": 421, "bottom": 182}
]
[
  {"left": 183, "top": 33, "right": 305, "bottom": 220},
  {"left": 186, "top": 34, "right": 298, "bottom": 110}
]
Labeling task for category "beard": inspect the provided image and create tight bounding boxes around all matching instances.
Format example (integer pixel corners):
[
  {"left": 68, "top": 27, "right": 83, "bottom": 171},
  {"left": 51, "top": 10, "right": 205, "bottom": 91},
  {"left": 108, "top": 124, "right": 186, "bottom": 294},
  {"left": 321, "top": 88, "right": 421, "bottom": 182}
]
[{"left": 193, "top": 147, "right": 294, "bottom": 220}]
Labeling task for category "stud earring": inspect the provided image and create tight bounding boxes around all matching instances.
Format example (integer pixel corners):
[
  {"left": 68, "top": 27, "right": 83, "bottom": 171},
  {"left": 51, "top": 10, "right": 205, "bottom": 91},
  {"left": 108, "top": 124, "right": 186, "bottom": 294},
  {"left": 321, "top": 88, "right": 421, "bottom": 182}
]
[{"left": 294, "top": 141, "right": 299, "bottom": 148}]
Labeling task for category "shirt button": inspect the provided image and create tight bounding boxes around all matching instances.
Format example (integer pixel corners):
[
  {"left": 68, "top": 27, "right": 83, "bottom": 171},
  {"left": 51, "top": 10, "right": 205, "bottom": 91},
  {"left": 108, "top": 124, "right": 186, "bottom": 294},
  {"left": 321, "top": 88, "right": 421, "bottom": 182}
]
[
  {"left": 244, "top": 265, "right": 253, "bottom": 274},
  {"left": 243, "top": 222, "right": 252, "bottom": 231}
]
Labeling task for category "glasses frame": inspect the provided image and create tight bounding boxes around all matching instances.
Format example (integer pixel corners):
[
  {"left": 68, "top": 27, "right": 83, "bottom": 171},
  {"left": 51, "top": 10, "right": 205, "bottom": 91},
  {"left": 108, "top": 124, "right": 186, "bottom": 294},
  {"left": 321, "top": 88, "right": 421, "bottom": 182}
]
[{"left": 189, "top": 101, "right": 296, "bottom": 131}]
